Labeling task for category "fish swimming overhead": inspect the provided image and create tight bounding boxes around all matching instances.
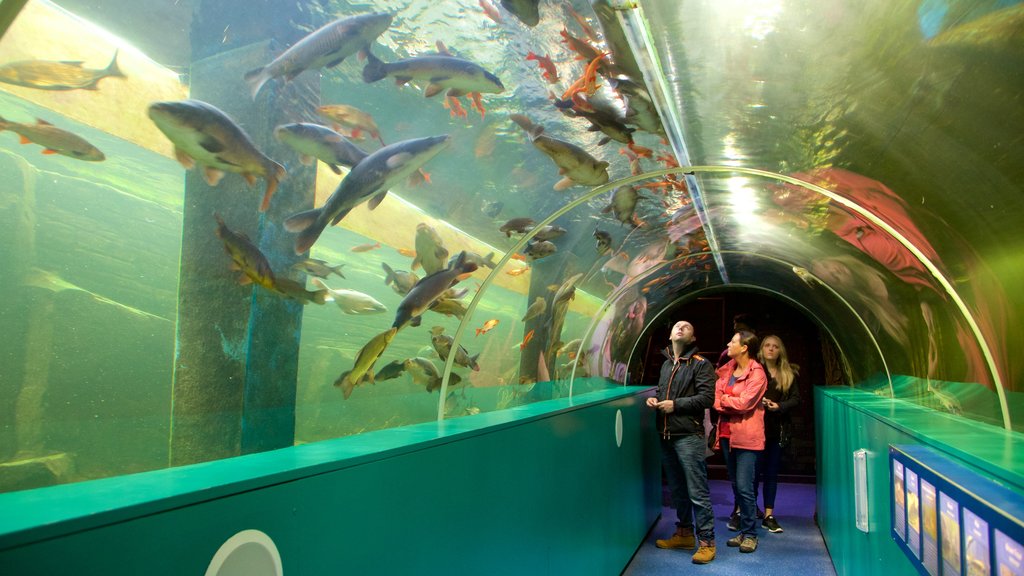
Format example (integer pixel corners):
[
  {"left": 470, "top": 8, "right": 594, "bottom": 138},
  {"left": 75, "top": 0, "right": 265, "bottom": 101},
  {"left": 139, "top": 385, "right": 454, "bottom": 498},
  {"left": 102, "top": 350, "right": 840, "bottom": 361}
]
[
  {"left": 283, "top": 134, "right": 451, "bottom": 254},
  {"left": 244, "top": 13, "right": 393, "bottom": 99},
  {"left": 431, "top": 333, "right": 481, "bottom": 371},
  {"left": 501, "top": 0, "right": 541, "bottom": 27},
  {"left": 316, "top": 104, "right": 385, "bottom": 145},
  {"left": 214, "top": 214, "right": 276, "bottom": 291},
  {"left": 147, "top": 99, "right": 285, "bottom": 211},
  {"left": 382, "top": 262, "right": 419, "bottom": 295},
  {"left": 594, "top": 227, "right": 613, "bottom": 255},
  {"left": 412, "top": 222, "right": 449, "bottom": 274},
  {"left": 0, "top": 116, "right": 104, "bottom": 161},
  {"left": 393, "top": 251, "right": 479, "bottom": 331},
  {"left": 335, "top": 326, "right": 397, "bottom": 399},
  {"left": 510, "top": 114, "right": 609, "bottom": 190},
  {"left": 312, "top": 278, "right": 387, "bottom": 314},
  {"left": 362, "top": 51, "right": 504, "bottom": 116},
  {"left": 291, "top": 258, "right": 345, "bottom": 279},
  {"left": 0, "top": 50, "right": 124, "bottom": 91},
  {"left": 273, "top": 122, "right": 368, "bottom": 175}
]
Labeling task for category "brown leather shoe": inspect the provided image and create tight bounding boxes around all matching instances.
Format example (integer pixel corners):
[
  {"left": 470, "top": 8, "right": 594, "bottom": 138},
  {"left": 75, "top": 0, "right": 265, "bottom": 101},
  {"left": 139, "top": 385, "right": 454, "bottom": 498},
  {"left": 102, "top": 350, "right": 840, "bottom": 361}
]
[
  {"left": 692, "top": 541, "right": 716, "bottom": 564},
  {"left": 655, "top": 526, "right": 696, "bottom": 550}
]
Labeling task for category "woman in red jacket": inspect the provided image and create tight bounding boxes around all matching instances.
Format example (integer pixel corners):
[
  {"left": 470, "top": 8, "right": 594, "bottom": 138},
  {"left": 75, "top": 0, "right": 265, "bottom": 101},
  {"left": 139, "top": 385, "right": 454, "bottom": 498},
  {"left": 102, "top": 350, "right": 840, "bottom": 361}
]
[{"left": 714, "top": 331, "right": 768, "bottom": 553}]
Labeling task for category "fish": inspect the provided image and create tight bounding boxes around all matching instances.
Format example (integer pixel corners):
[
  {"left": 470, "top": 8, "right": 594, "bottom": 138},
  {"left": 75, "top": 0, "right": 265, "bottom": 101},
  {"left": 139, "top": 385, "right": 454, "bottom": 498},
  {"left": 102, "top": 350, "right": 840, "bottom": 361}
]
[
  {"left": 603, "top": 185, "right": 642, "bottom": 226},
  {"left": 594, "top": 228, "right": 613, "bottom": 255},
  {"left": 499, "top": 217, "right": 535, "bottom": 237},
  {"left": 450, "top": 251, "right": 497, "bottom": 270},
  {"left": 284, "top": 135, "right": 451, "bottom": 254},
  {"left": 561, "top": 98, "right": 636, "bottom": 147},
  {"left": 501, "top": 0, "right": 541, "bottom": 27},
  {"left": 479, "top": 0, "right": 503, "bottom": 23},
  {"left": 0, "top": 50, "right": 124, "bottom": 91},
  {"left": 590, "top": 0, "right": 645, "bottom": 81},
  {"left": 374, "top": 359, "right": 407, "bottom": 382},
  {"left": 524, "top": 240, "right": 557, "bottom": 260},
  {"left": 509, "top": 114, "right": 609, "bottom": 190},
  {"left": 525, "top": 51, "right": 559, "bottom": 83},
  {"left": 362, "top": 51, "right": 505, "bottom": 110},
  {"left": 273, "top": 122, "right": 368, "bottom": 175},
  {"left": 505, "top": 267, "right": 530, "bottom": 277},
  {"left": 392, "top": 251, "right": 479, "bottom": 330},
  {"left": 431, "top": 333, "right": 481, "bottom": 371},
  {"left": 403, "top": 357, "right": 460, "bottom": 392},
  {"left": 291, "top": 258, "right": 345, "bottom": 279},
  {"left": 559, "top": 28, "right": 604, "bottom": 65},
  {"left": 244, "top": 13, "right": 393, "bottom": 99},
  {"left": 335, "top": 327, "right": 397, "bottom": 399},
  {"left": 608, "top": 77, "right": 665, "bottom": 137},
  {"left": 428, "top": 298, "right": 469, "bottom": 320},
  {"left": 481, "top": 199, "right": 504, "bottom": 218},
  {"left": 509, "top": 253, "right": 528, "bottom": 262},
  {"left": 0, "top": 116, "right": 104, "bottom": 161},
  {"left": 527, "top": 225, "right": 567, "bottom": 241},
  {"left": 269, "top": 277, "right": 329, "bottom": 305},
  {"left": 214, "top": 214, "right": 276, "bottom": 291},
  {"left": 564, "top": 5, "right": 600, "bottom": 42},
  {"left": 522, "top": 296, "right": 547, "bottom": 322},
  {"left": 476, "top": 319, "right": 499, "bottom": 336},
  {"left": 147, "top": 100, "right": 285, "bottom": 211},
  {"left": 382, "top": 262, "right": 419, "bottom": 295},
  {"left": 519, "top": 329, "right": 536, "bottom": 350},
  {"left": 351, "top": 242, "right": 382, "bottom": 252},
  {"left": 312, "top": 278, "right": 387, "bottom": 314},
  {"left": 547, "top": 274, "right": 583, "bottom": 360},
  {"left": 558, "top": 338, "right": 584, "bottom": 358},
  {"left": 412, "top": 223, "right": 449, "bottom": 274},
  {"left": 396, "top": 247, "right": 416, "bottom": 258},
  {"left": 316, "top": 104, "right": 385, "bottom": 145}
]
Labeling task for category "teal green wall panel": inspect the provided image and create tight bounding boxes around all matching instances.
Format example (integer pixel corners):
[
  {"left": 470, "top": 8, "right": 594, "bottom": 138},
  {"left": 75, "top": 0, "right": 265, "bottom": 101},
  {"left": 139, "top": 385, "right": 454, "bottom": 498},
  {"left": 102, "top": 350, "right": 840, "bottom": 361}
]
[
  {"left": 0, "top": 387, "right": 660, "bottom": 575},
  {"left": 817, "top": 387, "right": 1024, "bottom": 576}
]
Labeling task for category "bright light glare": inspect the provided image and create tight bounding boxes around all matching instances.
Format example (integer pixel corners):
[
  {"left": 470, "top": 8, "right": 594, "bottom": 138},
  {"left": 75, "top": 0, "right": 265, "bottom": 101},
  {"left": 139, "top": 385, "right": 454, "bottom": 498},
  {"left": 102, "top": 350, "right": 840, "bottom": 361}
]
[
  {"left": 714, "top": 0, "right": 784, "bottom": 40},
  {"left": 726, "top": 176, "right": 761, "bottom": 221}
]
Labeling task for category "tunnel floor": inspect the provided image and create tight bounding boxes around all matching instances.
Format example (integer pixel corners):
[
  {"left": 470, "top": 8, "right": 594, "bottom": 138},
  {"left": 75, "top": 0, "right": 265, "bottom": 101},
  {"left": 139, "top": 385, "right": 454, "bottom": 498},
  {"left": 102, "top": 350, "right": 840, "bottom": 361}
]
[{"left": 624, "top": 480, "right": 834, "bottom": 575}]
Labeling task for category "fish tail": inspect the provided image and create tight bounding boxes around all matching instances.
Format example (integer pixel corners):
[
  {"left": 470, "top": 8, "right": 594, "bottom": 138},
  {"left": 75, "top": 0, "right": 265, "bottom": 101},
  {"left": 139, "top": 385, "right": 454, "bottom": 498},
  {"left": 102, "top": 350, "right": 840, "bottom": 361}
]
[
  {"left": 311, "top": 277, "right": 329, "bottom": 291},
  {"left": 105, "top": 50, "right": 125, "bottom": 78},
  {"left": 311, "top": 289, "right": 329, "bottom": 305},
  {"left": 244, "top": 66, "right": 270, "bottom": 100},
  {"left": 470, "top": 353, "right": 481, "bottom": 371},
  {"left": 362, "top": 51, "right": 387, "bottom": 83},
  {"left": 259, "top": 161, "right": 287, "bottom": 212},
  {"left": 381, "top": 262, "right": 396, "bottom": 285}
]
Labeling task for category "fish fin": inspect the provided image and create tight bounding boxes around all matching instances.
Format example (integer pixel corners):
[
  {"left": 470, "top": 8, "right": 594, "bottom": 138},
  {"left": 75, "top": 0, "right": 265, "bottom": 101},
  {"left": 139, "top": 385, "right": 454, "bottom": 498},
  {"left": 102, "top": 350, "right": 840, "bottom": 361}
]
[
  {"left": 470, "top": 353, "right": 481, "bottom": 371},
  {"left": 597, "top": 136, "right": 610, "bottom": 146},
  {"left": 338, "top": 372, "right": 356, "bottom": 399},
  {"left": 311, "top": 289, "right": 329, "bottom": 305},
  {"left": 554, "top": 176, "right": 575, "bottom": 191},
  {"left": 18, "top": 135, "right": 31, "bottom": 145},
  {"left": 104, "top": 50, "right": 125, "bottom": 79},
  {"left": 293, "top": 216, "right": 330, "bottom": 255},
  {"left": 299, "top": 154, "right": 314, "bottom": 166},
  {"left": 35, "top": 118, "right": 53, "bottom": 126},
  {"left": 361, "top": 51, "right": 388, "bottom": 83},
  {"left": 328, "top": 164, "right": 342, "bottom": 175},
  {"left": 41, "top": 149, "right": 58, "bottom": 155},
  {"left": 237, "top": 274, "right": 253, "bottom": 285},
  {"left": 243, "top": 67, "right": 271, "bottom": 99},
  {"left": 424, "top": 83, "right": 445, "bottom": 98},
  {"left": 199, "top": 135, "right": 225, "bottom": 154},
  {"left": 58, "top": 60, "right": 85, "bottom": 67},
  {"left": 368, "top": 191, "right": 387, "bottom": 210},
  {"left": 325, "top": 57, "right": 345, "bottom": 68},
  {"left": 350, "top": 128, "right": 363, "bottom": 139},
  {"left": 394, "top": 76, "right": 412, "bottom": 86},
  {"left": 329, "top": 206, "right": 353, "bottom": 226},
  {"left": 385, "top": 152, "right": 413, "bottom": 169},
  {"left": 446, "top": 88, "right": 466, "bottom": 98},
  {"left": 258, "top": 162, "right": 286, "bottom": 212},
  {"left": 203, "top": 167, "right": 225, "bottom": 186},
  {"left": 173, "top": 147, "right": 195, "bottom": 169},
  {"left": 410, "top": 315, "right": 422, "bottom": 328},
  {"left": 284, "top": 208, "right": 322, "bottom": 233},
  {"left": 311, "top": 277, "right": 331, "bottom": 291}
]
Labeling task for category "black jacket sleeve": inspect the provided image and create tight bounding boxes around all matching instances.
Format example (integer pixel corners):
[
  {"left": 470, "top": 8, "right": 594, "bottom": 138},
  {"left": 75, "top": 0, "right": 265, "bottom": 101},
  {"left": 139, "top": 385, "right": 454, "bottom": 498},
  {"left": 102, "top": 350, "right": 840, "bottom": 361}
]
[
  {"left": 674, "top": 359, "right": 715, "bottom": 412},
  {"left": 778, "top": 375, "right": 801, "bottom": 413}
]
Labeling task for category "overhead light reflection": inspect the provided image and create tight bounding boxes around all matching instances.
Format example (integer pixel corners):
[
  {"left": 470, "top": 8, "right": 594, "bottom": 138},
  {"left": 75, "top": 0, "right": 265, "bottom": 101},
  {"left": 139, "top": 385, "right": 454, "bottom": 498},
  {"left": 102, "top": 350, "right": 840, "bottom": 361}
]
[
  {"left": 713, "top": 0, "right": 784, "bottom": 41},
  {"left": 726, "top": 176, "right": 761, "bottom": 221}
]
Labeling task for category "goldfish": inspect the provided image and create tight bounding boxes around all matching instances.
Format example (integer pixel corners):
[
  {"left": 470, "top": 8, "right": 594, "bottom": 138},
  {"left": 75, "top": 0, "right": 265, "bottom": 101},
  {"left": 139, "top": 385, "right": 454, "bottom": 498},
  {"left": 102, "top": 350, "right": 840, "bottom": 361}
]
[
  {"left": 509, "top": 253, "right": 528, "bottom": 262},
  {"left": 505, "top": 267, "right": 530, "bottom": 277},
  {"left": 335, "top": 327, "right": 397, "bottom": 399},
  {"left": 245, "top": 13, "right": 393, "bottom": 99},
  {"left": 147, "top": 100, "right": 284, "bottom": 211},
  {"left": 312, "top": 278, "right": 387, "bottom": 314},
  {"left": 0, "top": 51, "right": 123, "bottom": 91},
  {"left": 479, "top": 0, "right": 503, "bottom": 23},
  {"left": 563, "top": 5, "right": 600, "bottom": 42},
  {"left": 519, "top": 329, "right": 535, "bottom": 350},
  {"left": 316, "top": 104, "right": 385, "bottom": 146},
  {"left": 396, "top": 247, "right": 417, "bottom": 258},
  {"left": 284, "top": 135, "right": 450, "bottom": 254},
  {"left": 525, "top": 51, "right": 559, "bottom": 83},
  {"left": 351, "top": 242, "right": 382, "bottom": 252},
  {"left": 557, "top": 52, "right": 608, "bottom": 106},
  {"left": 291, "top": 258, "right": 346, "bottom": 279},
  {"left": 476, "top": 319, "right": 499, "bottom": 336},
  {"left": 0, "top": 116, "right": 104, "bottom": 161}
]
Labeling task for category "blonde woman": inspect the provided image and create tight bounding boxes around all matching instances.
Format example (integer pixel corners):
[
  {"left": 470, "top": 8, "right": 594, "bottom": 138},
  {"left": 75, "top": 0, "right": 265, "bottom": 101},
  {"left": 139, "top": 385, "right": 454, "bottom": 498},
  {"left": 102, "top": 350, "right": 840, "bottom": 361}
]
[{"left": 756, "top": 335, "right": 801, "bottom": 534}]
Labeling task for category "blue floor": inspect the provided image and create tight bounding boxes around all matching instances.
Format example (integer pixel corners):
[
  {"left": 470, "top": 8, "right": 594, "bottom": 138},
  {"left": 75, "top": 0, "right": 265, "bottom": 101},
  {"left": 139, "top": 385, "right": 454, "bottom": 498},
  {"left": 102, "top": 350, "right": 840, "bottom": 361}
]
[{"left": 623, "top": 480, "right": 836, "bottom": 575}]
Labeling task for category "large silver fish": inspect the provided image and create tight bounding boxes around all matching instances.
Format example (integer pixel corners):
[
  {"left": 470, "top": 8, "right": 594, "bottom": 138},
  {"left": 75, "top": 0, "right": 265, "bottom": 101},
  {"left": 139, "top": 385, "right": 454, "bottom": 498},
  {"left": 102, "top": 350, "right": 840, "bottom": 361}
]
[
  {"left": 147, "top": 99, "right": 285, "bottom": 212},
  {"left": 0, "top": 51, "right": 123, "bottom": 91},
  {"left": 392, "top": 251, "right": 478, "bottom": 331},
  {"left": 244, "top": 13, "right": 393, "bottom": 99},
  {"left": 510, "top": 114, "right": 609, "bottom": 190},
  {"left": 0, "top": 116, "right": 104, "bottom": 161},
  {"left": 362, "top": 52, "right": 505, "bottom": 98},
  {"left": 284, "top": 135, "right": 451, "bottom": 254},
  {"left": 274, "top": 122, "right": 368, "bottom": 175}
]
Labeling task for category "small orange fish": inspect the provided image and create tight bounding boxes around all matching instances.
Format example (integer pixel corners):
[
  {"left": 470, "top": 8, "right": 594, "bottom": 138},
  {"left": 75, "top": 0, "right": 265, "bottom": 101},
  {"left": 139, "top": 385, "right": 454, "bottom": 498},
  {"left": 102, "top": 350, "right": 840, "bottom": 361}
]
[
  {"left": 479, "top": 0, "right": 503, "bottom": 23},
  {"left": 525, "top": 52, "right": 559, "bottom": 84},
  {"left": 519, "top": 329, "right": 535, "bottom": 350},
  {"left": 506, "top": 267, "right": 530, "bottom": 277},
  {"left": 396, "top": 247, "right": 416, "bottom": 258},
  {"left": 351, "top": 242, "right": 381, "bottom": 252},
  {"left": 563, "top": 5, "right": 600, "bottom": 42},
  {"left": 476, "top": 319, "right": 499, "bottom": 336},
  {"left": 509, "top": 253, "right": 527, "bottom": 262}
]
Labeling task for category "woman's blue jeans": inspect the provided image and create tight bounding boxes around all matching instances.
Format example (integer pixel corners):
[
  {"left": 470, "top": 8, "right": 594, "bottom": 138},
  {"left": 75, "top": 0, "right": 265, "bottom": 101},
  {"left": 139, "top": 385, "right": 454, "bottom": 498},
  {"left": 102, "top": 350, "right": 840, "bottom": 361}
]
[{"left": 723, "top": 438, "right": 761, "bottom": 537}]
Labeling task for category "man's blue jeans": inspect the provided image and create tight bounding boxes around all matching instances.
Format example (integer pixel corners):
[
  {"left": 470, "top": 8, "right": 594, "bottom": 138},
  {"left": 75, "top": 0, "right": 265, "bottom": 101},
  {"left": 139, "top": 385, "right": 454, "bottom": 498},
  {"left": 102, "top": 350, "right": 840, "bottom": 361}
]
[{"left": 660, "top": 433, "right": 715, "bottom": 542}]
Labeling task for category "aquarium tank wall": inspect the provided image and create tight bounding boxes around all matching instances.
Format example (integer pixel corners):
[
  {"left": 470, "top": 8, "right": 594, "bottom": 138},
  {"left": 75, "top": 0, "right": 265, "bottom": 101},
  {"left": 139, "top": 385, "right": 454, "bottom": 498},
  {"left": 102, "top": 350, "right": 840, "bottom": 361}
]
[{"left": 0, "top": 0, "right": 1022, "bottom": 573}]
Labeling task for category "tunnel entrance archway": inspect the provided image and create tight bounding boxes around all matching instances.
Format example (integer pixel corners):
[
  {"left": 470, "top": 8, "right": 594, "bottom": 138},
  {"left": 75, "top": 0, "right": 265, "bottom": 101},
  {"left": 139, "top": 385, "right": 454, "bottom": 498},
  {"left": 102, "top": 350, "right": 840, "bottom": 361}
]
[{"left": 635, "top": 289, "right": 835, "bottom": 480}]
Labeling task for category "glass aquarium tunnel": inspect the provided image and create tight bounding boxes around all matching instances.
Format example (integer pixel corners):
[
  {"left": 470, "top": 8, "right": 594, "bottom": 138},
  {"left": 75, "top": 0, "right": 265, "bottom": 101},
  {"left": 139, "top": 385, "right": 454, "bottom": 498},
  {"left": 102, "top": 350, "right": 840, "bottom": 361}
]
[{"left": 0, "top": 0, "right": 1021, "bottom": 501}]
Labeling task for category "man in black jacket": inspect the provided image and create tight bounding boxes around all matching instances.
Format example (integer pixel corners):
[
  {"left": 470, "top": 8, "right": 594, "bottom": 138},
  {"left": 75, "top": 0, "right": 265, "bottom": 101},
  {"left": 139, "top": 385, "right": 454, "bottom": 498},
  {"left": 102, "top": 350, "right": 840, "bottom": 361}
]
[{"left": 646, "top": 320, "right": 717, "bottom": 564}]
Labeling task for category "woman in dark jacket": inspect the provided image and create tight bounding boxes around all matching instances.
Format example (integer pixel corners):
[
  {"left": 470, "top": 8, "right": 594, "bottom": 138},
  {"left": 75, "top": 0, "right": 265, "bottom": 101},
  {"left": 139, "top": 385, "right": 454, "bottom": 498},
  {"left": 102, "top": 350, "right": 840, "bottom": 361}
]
[{"left": 756, "top": 335, "right": 801, "bottom": 534}]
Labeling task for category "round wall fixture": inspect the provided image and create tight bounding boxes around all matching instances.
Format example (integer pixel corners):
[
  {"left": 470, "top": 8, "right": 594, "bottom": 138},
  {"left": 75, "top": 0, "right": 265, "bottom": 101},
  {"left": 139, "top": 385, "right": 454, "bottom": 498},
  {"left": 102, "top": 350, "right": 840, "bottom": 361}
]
[
  {"left": 615, "top": 409, "right": 624, "bottom": 447},
  {"left": 205, "top": 529, "right": 283, "bottom": 576}
]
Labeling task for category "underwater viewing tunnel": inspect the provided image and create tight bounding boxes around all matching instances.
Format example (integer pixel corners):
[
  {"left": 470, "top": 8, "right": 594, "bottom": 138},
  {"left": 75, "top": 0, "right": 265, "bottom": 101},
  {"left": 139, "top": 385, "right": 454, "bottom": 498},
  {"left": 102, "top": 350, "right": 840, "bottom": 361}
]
[{"left": 1, "top": 0, "right": 1022, "bottom": 574}]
